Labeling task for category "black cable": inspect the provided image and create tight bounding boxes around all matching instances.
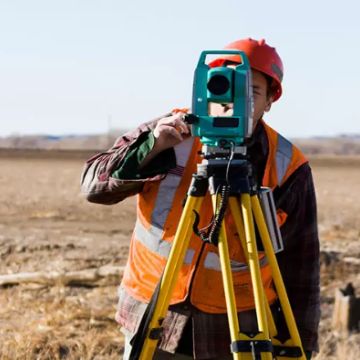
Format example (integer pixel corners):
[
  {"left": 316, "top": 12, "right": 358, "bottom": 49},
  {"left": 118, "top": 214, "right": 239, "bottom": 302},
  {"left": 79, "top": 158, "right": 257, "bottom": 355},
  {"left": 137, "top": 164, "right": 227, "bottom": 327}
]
[
  {"left": 204, "top": 144, "right": 235, "bottom": 245},
  {"left": 194, "top": 143, "right": 236, "bottom": 246},
  {"left": 226, "top": 141, "right": 236, "bottom": 183}
]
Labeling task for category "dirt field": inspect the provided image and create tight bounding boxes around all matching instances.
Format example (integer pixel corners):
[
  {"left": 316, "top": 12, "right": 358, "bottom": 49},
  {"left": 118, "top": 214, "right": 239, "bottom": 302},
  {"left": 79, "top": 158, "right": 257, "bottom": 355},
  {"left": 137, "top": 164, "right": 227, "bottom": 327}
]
[{"left": 0, "top": 150, "right": 360, "bottom": 359}]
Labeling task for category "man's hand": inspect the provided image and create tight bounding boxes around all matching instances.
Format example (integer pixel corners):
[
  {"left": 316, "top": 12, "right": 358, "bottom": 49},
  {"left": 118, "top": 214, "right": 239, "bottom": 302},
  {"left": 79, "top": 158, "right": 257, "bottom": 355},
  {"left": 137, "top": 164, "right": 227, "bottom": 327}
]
[
  {"left": 140, "top": 112, "right": 190, "bottom": 169},
  {"left": 153, "top": 112, "right": 190, "bottom": 152}
]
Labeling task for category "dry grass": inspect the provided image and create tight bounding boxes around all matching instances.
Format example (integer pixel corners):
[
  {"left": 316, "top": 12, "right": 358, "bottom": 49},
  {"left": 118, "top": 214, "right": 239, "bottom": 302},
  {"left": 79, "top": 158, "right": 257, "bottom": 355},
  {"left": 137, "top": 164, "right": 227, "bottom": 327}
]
[
  {"left": 315, "top": 332, "right": 360, "bottom": 359},
  {"left": 1, "top": 152, "right": 360, "bottom": 358},
  {"left": 0, "top": 285, "right": 123, "bottom": 359}
]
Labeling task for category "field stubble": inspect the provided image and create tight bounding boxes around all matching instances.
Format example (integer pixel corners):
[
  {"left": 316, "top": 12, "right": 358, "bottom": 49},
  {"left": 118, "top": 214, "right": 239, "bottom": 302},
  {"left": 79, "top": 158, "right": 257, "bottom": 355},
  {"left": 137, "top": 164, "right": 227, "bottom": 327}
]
[{"left": 0, "top": 151, "right": 360, "bottom": 359}]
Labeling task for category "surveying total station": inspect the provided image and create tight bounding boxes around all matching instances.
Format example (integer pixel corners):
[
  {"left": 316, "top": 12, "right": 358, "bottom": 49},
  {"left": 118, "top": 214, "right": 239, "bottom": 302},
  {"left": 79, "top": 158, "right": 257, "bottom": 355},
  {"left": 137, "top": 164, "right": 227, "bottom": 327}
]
[{"left": 129, "top": 51, "right": 306, "bottom": 359}]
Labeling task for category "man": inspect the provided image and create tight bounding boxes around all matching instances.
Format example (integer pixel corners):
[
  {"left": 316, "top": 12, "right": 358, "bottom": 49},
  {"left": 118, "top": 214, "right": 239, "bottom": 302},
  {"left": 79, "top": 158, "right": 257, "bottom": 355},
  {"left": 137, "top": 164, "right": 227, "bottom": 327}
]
[{"left": 81, "top": 38, "right": 320, "bottom": 359}]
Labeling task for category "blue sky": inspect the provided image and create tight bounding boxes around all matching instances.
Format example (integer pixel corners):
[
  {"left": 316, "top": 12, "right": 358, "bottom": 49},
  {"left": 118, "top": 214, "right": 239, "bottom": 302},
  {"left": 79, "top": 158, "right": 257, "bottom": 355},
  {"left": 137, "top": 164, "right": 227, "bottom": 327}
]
[{"left": 0, "top": 0, "right": 359, "bottom": 137}]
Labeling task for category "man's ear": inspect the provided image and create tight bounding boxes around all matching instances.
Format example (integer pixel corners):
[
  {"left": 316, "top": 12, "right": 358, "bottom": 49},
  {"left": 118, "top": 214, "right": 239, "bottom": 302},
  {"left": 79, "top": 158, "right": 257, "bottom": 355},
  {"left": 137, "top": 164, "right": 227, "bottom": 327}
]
[{"left": 264, "top": 96, "right": 274, "bottom": 112}]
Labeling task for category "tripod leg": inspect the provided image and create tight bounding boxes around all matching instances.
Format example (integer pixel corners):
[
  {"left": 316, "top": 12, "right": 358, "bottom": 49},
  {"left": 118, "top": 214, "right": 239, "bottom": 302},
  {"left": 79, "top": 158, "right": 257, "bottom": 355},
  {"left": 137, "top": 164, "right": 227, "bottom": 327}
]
[
  {"left": 215, "top": 195, "right": 273, "bottom": 360},
  {"left": 228, "top": 197, "right": 248, "bottom": 263},
  {"left": 139, "top": 195, "right": 204, "bottom": 360},
  {"left": 211, "top": 195, "right": 242, "bottom": 360},
  {"left": 251, "top": 195, "right": 306, "bottom": 360},
  {"left": 240, "top": 193, "right": 270, "bottom": 338},
  {"left": 229, "top": 197, "right": 277, "bottom": 339}
]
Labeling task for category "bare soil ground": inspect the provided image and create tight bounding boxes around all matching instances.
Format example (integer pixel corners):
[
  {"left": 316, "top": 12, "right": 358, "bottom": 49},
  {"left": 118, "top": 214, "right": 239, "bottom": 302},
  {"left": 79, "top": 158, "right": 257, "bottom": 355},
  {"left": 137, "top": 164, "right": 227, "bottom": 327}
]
[{"left": 0, "top": 150, "right": 360, "bottom": 359}]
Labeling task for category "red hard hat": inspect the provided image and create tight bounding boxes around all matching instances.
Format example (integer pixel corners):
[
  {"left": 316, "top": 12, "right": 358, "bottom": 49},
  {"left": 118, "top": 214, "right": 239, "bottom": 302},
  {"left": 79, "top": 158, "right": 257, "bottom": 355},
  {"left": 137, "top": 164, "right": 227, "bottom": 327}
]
[{"left": 209, "top": 38, "right": 284, "bottom": 101}]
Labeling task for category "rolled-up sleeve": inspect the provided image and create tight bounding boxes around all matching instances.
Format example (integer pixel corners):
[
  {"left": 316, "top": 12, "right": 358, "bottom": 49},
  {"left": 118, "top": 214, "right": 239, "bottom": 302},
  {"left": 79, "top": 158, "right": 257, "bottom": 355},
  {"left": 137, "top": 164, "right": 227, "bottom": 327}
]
[{"left": 80, "top": 115, "right": 176, "bottom": 205}]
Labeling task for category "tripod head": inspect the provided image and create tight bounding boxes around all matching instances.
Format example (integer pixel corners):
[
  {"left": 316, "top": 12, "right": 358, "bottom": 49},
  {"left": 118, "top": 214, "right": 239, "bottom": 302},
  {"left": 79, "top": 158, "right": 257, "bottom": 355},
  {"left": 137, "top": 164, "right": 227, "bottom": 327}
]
[
  {"left": 200, "top": 144, "right": 247, "bottom": 160},
  {"left": 185, "top": 50, "right": 254, "bottom": 150}
]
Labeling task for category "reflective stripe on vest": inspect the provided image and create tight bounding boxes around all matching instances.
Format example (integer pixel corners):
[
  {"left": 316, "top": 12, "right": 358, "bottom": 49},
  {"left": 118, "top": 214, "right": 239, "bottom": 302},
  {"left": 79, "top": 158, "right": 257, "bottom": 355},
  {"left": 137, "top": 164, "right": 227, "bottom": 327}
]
[
  {"left": 203, "top": 251, "right": 268, "bottom": 272},
  {"left": 151, "top": 173, "right": 181, "bottom": 228},
  {"left": 134, "top": 219, "right": 195, "bottom": 264},
  {"left": 275, "top": 134, "right": 293, "bottom": 185},
  {"left": 135, "top": 137, "right": 196, "bottom": 264},
  {"left": 151, "top": 137, "right": 194, "bottom": 228}
]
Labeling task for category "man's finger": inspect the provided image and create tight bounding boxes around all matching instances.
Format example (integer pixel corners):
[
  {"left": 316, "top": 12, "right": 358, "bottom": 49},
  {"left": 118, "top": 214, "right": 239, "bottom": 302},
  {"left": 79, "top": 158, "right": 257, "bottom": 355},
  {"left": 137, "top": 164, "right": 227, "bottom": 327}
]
[
  {"left": 173, "top": 116, "right": 190, "bottom": 134},
  {"left": 166, "top": 126, "right": 183, "bottom": 141}
]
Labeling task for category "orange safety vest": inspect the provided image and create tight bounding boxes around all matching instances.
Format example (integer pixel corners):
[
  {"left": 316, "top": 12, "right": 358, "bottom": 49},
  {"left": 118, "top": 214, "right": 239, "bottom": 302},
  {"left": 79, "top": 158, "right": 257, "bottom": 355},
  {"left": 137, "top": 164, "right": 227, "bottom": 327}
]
[{"left": 121, "top": 120, "right": 307, "bottom": 313}]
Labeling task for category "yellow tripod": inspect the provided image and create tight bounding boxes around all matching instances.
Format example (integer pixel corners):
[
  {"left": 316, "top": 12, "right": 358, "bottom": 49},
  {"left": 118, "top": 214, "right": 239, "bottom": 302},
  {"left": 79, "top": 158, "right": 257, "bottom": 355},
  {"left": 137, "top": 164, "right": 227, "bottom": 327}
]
[{"left": 130, "top": 155, "right": 306, "bottom": 360}]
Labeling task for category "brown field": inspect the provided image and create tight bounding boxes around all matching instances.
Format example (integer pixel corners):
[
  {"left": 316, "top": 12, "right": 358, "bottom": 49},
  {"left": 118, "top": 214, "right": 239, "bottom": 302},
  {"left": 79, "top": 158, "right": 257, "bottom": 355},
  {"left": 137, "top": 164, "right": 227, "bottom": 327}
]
[{"left": 0, "top": 149, "right": 360, "bottom": 359}]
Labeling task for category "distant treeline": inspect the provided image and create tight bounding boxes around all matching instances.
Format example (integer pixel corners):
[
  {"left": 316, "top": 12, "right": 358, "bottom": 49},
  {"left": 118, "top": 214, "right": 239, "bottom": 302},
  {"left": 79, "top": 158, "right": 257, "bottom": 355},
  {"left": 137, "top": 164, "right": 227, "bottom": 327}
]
[{"left": 1, "top": 131, "right": 360, "bottom": 156}]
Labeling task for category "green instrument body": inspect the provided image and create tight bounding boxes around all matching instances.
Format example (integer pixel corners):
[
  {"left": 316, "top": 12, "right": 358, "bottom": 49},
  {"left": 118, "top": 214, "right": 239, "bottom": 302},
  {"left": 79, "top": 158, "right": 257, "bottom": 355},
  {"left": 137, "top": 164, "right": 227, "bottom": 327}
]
[{"left": 191, "top": 50, "right": 253, "bottom": 147}]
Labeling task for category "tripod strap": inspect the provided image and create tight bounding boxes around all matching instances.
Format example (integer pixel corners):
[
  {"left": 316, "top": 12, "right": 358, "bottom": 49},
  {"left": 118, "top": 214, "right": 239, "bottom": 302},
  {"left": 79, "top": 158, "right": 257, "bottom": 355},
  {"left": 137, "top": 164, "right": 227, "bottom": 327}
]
[
  {"left": 231, "top": 340, "right": 273, "bottom": 359},
  {"left": 128, "top": 275, "right": 164, "bottom": 360}
]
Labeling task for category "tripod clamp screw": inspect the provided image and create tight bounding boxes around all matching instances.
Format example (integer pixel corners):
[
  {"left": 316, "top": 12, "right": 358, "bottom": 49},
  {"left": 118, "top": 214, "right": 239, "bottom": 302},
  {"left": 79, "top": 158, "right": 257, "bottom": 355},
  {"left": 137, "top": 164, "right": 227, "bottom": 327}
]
[{"left": 149, "top": 327, "right": 164, "bottom": 340}]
